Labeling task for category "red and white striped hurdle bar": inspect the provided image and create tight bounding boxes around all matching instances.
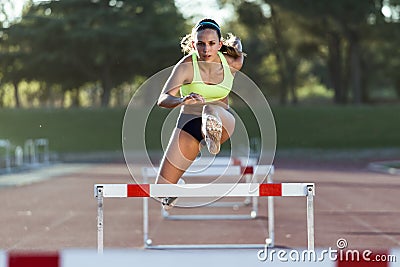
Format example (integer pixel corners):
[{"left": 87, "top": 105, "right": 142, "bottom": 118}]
[
  {"left": 94, "top": 183, "right": 312, "bottom": 198},
  {"left": 94, "top": 183, "right": 315, "bottom": 252}
]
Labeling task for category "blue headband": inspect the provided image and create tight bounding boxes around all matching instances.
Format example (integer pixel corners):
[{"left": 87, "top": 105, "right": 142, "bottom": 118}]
[{"left": 198, "top": 21, "right": 220, "bottom": 30}]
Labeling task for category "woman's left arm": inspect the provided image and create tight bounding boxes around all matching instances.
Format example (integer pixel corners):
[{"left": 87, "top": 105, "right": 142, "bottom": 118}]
[{"left": 227, "top": 37, "right": 244, "bottom": 72}]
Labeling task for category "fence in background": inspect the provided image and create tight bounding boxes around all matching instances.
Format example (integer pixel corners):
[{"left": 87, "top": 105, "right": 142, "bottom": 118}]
[{"left": 0, "top": 138, "right": 49, "bottom": 173}]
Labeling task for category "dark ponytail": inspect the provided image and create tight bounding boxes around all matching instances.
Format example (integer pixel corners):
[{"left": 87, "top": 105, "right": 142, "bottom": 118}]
[{"left": 220, "top": 33, "right": 246, "bottom": 58}]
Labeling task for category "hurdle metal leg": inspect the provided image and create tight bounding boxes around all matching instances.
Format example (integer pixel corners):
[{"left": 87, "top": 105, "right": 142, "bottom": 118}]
[
  {"left": 267, "top": 173, "right": 274, "bottom": 247},
  {"left": 96, "top": 186, "right": 104, "bottom": 254},
  {"left": 143, "top": 176, "right": 152, "bottom": 247},
  {"left": 250, "top": 172, "right": 258, "bottom": 218},
  {"left": 306, "top": 184, "right": 315, "bottom": 251},
  {"left": 143, "top": 193, "right": 152, "bottom": 247},
  {"left": 245, "top": 173, "right": 253, "bottom": 206}
]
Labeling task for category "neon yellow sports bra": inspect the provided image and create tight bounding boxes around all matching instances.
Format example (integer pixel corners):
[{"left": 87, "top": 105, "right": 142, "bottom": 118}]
[{"left": 180, "top": 52, "right": 234, "bottom": 102}]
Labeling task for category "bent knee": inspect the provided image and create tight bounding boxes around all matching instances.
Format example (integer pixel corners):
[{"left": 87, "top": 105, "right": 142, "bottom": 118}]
[{"left": 202, "top": 104, "right": 214, "bottom": 114}]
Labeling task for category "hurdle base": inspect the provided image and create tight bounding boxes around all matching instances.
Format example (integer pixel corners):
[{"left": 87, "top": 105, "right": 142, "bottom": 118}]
[
  {"left": 162, "top": 213, "right": 257, "bottom": 221},
  {"left": 162, "top": 199, "right": 257, "bottom": 220},
  {"left": 163, "top": 200, "right": 252, "bottom": 208},
  {"left": 144, "top": 243, "right": 270, "bottom": 250}
]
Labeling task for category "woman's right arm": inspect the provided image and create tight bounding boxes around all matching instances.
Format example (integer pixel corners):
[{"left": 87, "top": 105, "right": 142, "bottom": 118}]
[
  {"left": 157, "top": 58, "right": 204, "bottom": 108},
  {"left": 157, "top": 62, "right": 187, "bottom": 108},
  {"left": 157, "top": 91, "right": 184, "bottom": 108}
]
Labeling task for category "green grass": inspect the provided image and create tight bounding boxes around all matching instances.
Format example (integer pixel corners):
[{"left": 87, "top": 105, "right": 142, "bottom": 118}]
[
  {"left": 0, "top": 108, "right": 125, "bottom": 153},
  {"left": 0, "top": 105, "right": 399, "bottom": 154},
  {"left": 273, "top": 105, "right": 400, "bottom": 149}
]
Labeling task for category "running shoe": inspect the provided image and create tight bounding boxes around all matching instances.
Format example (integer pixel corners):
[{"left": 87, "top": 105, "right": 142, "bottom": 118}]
[
  {"left": 161, "top": 178, "right": 185, "bottom": 211},
  {"left": 161, "top": 197, "right": 178, "bottom": 211},
  {"left": 202, "top": 114, "right": 222, "bottom": 155}
]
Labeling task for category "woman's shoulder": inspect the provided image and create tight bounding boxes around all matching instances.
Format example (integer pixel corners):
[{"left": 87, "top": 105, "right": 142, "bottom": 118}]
[
  {"left": 174, "top": 54, "right": 194, "bottom": 72},
  {"left": 179, "top": 53, "right": 194, "bottom": 64},
  {"left": 170, "top": 54, "right": 194, "bottom": 83}
]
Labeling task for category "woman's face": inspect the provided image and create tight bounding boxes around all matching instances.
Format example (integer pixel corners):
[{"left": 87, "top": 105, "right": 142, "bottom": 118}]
[{"left": 193, "top": 28, "right": 222, "bottom": 62}]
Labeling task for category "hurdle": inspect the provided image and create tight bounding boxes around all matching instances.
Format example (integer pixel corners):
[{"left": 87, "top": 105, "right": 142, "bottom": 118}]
[
  {"left": 24, "top": 139, "right": 36, "bottom": 165},
  {"left": 34, "top": 138, "right": 50, "bottom": 164},
  {"left": 142, "top": 164, "right": 274, "bottom": 221},
  {"left": 94, "top": 182, "right": 315, "bottom": 252},
  {"left": 0, "top": 139, "right": 11, "bottom": 173}
]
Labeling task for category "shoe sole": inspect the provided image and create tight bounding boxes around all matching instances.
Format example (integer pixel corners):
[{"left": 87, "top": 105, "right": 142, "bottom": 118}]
[{"left": 202, "top": 115, "right": 222, "bottom": 155}]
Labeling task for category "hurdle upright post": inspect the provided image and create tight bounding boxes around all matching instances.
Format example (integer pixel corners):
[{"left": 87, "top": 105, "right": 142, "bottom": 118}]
[
  {"left": 142, "top": 174, "right": 152, "bottom": 247},
  {"left": 96, "top": 186, "right": 104, "bottom": 254},
  {"left": 306, "top": 184, "right": 315, "bottom": 251},
  {"left": 143, "top": 190, "right": 151, "bottom": 247},
  {"left": 267, "top": 173, "right": 274, "bottom": 247}
]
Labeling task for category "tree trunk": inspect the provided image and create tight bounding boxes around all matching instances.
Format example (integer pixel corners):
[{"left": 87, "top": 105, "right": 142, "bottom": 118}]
[
  {"left": 0, "top": 88, "right": 4, "bottom": 107},
  {"left": 290, "top": 87, "right": 298, "bottom": 104},
  {"left": 347, "top": 31, "right": 362, "bottom": 104},
  {"left": 288, "top": 64, "right": 298, "bottom": 104},
  {"left": 13, "top": 80, "right": 20, "bottom": 108},
  {"left": 395, "top": 78, "right": 400, "bottom": 99},
  {"left": 91, "top": 83, "right": 100, "bottom": 107},
  {"left": 70, "top": 88, "right": 80, "bottom": 107},
  {"left": 277, "top": 56, "right": 288, "bottom": 105},
  {"left": 100, "top": 66, "right": 112, "bottom": 107},
  {"left": 360, "top": 55, "right": 369, "bottom": 103},
  {"left": 327, "top": 32, "right": 345, "bottom": 104},
  {"left": 270, "top": 5, "right": 289, "bottom": 105},
  {"left": 61, "top": 92, "right": 65, "bottom": 108}
]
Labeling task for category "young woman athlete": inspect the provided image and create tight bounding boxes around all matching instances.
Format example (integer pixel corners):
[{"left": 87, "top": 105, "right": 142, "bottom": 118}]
[{"left": 156, "top": 18, "right": 244, "bottom": 210}]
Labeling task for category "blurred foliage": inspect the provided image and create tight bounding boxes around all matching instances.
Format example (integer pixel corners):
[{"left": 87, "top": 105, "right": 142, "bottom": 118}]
[
  {"left": 222, "top": 0, "right": 400, "bottom": 105},
  {"left": 0, "top": 0, "right": 399, "bottom": 107},
  {"left": 0, "top": 0, "right": 187, "bottom": 107}
]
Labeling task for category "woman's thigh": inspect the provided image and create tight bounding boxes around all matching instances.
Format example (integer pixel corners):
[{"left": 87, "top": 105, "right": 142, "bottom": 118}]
[{"left": 156, "top": 128, "right": 201, "bottom": 184}]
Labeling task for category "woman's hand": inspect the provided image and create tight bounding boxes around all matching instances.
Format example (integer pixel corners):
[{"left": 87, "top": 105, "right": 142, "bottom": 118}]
[
  {"left": 181, "top": 92, "right": 205, "bottom": 105},
  {"left": 232, "top": 37, "right": 242, "bottom": 51}
]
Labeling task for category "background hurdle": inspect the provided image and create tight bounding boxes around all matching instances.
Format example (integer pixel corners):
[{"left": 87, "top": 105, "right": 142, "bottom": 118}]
[
  {"left": 142, "top": 163, "right": 274, "bottom": 221},
  {"left": 141, "top": 165, "right": 274, "bottom": 248},
  {"left": 157, "top": 156, "right": 262, "bottom": 213},
  {"left": 141, "top": 165, "right": 276, "bottom": 247},
  {"left": 94, "top": 182, "right": 315, "bottom": 252},
  {"left": 0, "top": 139, "right": 11, "bottom": 173}
]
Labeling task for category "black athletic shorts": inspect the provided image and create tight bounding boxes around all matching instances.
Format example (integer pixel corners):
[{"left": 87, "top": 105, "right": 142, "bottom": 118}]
[
  {"left": 176, "top": 110, "right": 233, "bottom": 143},
  {"left": 176, "top": 113, "right": 203, "bottom": 142}
]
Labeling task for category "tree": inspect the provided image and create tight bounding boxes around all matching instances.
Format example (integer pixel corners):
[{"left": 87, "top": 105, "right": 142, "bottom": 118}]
[
  {"left": 369, "top": 0, "right": 400, "bottom": 100},
  {"left": 265, "top": 0, "right": 398, "bottom": 104},
  {"left": 233, "top": 1, "right": 313, "bottom": 104},
  {"left": 1, "top": 0, "right": 186, "bottom": 107},
  {"left": 0, "top": 0, "right": 25, "bottom": 107}
]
